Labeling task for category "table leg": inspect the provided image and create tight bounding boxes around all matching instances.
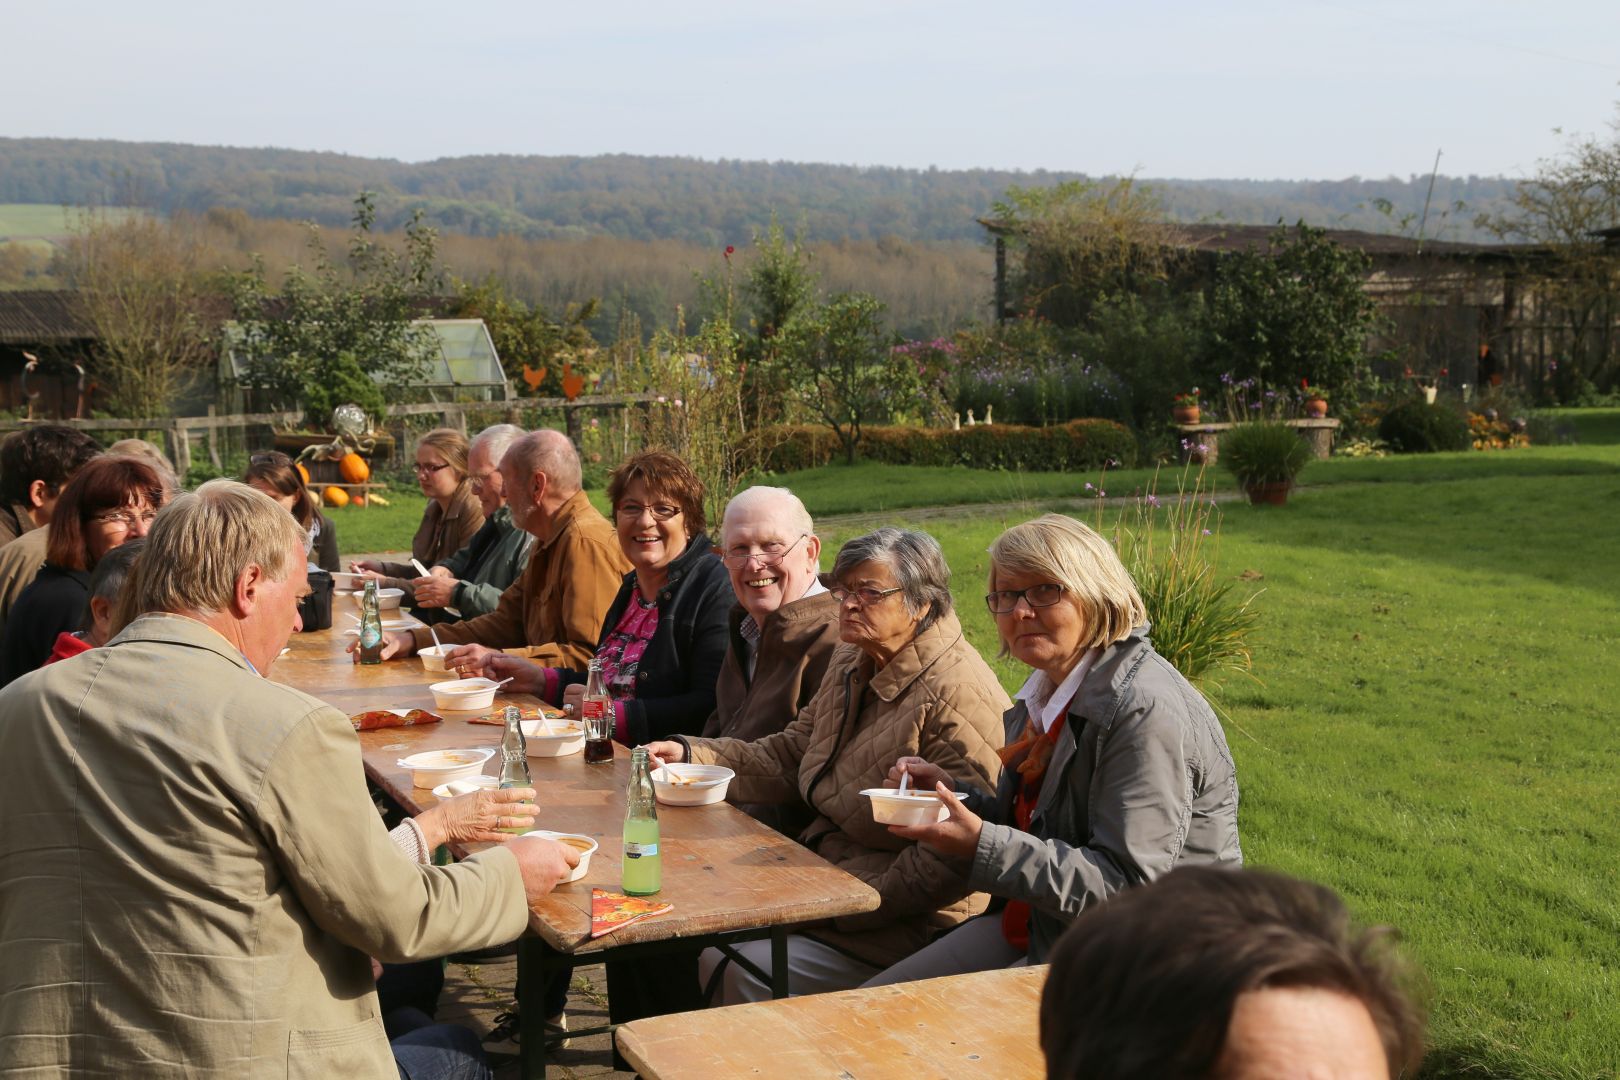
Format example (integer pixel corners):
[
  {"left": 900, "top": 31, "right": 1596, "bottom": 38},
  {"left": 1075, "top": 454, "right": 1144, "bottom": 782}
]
[
  {"left": 516, "top": 937, "right": 551, "bottom": 1080},
  {"left": 770, "top": 927, "right": 790, "bottom": 999}
]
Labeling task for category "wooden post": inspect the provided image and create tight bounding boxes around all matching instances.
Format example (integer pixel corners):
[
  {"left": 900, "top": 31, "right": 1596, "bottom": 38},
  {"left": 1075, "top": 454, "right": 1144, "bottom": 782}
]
[
  {"left": 440, "top": 406, "right": 467, "bottom": 433},
  {"left": 166, "top": 419, "right": 191, "bottom": 481},
  {"left": 205, "top": 404, "right": 222, "bottom": 471},
  {"left": 564, "top": 402, "right": 583, "bottom": 449}
]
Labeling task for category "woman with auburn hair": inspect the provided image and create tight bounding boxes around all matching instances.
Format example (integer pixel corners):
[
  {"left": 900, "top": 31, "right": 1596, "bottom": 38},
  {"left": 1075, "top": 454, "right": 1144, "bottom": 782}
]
[
  {"left": 864, "top": 512, "right": 1242, "bottom": 986},
  {"left": 243, "top": 451, "right": 339, "bottom": 572},
  {"left": 353, "top": 429, "right": 483, "bottom": 600},
  {"left": 0, "top": 455, "right": 168, "bottom": 684}
]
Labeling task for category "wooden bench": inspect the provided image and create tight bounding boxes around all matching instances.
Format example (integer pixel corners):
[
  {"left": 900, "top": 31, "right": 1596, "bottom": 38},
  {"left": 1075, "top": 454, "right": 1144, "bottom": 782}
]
[{"left": 615, "top": 965, "right": 1049, "bottom": 1079}]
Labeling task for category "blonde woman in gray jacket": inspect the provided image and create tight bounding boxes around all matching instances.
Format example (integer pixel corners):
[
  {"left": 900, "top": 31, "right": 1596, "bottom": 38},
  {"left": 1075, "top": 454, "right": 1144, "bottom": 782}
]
[{"left": 867, "top": 513, "right": 1242, "bottom": 985}]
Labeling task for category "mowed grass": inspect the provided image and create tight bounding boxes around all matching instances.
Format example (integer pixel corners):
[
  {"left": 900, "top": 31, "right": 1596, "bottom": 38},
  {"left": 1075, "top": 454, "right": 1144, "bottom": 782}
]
[
  {"left": 337, "top": 414, "right": 1620, "bottom": 1077},
  {"left": 0, "top": 202, "right": 147, "bottom": 240}
]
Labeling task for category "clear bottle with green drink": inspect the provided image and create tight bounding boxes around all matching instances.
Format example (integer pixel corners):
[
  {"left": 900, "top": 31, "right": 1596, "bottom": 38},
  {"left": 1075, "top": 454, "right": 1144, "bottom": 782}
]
[
  {"left": 358, "top": 580, "right": 384, "bottom": 665},
  {"left": 621, "top": 747, "right": 661, "bottom": 895}
]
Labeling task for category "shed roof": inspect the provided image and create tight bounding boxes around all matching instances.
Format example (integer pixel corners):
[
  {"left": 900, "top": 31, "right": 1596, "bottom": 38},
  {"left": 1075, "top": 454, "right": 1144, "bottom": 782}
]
[{"left": 0, "top": 290, "right": 93, "bottom": 345}]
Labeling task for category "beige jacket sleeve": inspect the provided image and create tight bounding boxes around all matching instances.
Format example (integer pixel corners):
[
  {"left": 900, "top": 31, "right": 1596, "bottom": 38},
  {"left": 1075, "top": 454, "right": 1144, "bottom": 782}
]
[
  {"left": 255, "top": 704, "right": 529, "bottom": 963},
  {"left": 834, "top": 694, "right": 1005, "bottom": 932},
  {"left": 506, "top": 534, "right": 626, "bottom": 669},
  {"left": 685, "top": 705, "right": 816, "bottom": 805}
]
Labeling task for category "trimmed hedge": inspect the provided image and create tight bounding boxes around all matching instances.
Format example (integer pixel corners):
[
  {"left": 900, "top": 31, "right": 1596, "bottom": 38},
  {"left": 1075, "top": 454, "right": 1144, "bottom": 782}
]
[
  {"left": 1378, "top": 400, "right": 1470, "bottom": 454},
  {"left": 751, "top": 420, "right": 1138, "bottom": 472}
]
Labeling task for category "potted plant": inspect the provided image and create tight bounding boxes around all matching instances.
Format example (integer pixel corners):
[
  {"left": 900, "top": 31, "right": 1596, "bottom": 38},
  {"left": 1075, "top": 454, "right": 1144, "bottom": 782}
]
[
  {"left": 1300, "top": 379, "right": 1329, "bottom": 418},
  {"left": 1221, "top": 421, "right": 1312, "bottom": 505},
  {"left": 1172, "top": 388, "right": 1202, "bottom": 425}
]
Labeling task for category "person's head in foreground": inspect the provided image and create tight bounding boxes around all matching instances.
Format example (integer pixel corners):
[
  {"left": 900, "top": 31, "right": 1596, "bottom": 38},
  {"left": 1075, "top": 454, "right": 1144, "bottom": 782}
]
[
  {"left": 720, "top": 485, "right": 821, "bottom": 621},
  {"left": 81, "top": 537, "right": 145, "bottom": 648},
  {"left": 831, "top": 526, "right": 951, "bottom": 667},
  {"left": 130, "top": 479, "right": 310, "bottom": 673},
  {"left": 986, "top": 513, "right": 1146, "bottom": 681},
  {"left": 1040, "top": 866, "right": 1425, "bottom": 1080}
]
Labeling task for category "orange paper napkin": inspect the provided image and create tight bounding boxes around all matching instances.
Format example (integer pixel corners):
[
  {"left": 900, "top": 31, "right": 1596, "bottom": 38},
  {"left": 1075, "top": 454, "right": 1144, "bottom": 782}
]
[{"left": 590, "top": 889, "right": 673, "bottom": 939}]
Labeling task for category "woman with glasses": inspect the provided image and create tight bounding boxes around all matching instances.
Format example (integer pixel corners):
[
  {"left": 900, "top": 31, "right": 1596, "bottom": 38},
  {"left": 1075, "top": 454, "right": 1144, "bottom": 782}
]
[
  {"left": 243, "top": 451, "right": 339, "bottom": 572},
  {"left": 0, "top": 455, "right": 168, "bottom": 684},
  {"left": 863, "top": 514, "right": 1242, "bottom": 987},
  {"left": 472, "top": 450, "right": 733, "bottom": 746},
  {"left": 351, "top": 429, "right": 483, "bottom": 599},
  {"left": 642, "top": 526, "right": 1009, "bottom": 1005}
]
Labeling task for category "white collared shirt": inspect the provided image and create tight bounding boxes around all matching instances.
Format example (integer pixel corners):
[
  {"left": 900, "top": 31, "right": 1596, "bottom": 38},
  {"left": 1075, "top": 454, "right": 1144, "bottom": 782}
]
[{"left": 1014, "top": 648, "right": 1101, "bottom": 734}]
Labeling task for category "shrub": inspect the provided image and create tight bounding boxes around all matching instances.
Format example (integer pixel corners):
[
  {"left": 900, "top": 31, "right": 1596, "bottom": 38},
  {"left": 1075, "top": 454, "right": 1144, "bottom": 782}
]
[
  {"left": 750, "top": 419, "right": 1137, "bottom": 473},
  {"left": 1378, "top": 400, "right": 1470, "bottom": 453},
  {"left": 1103, "top": 467, "right": 1259, "bottom": 694},
  {"left": 1220, "top": 422, "right": 1313, "bottom": 487}
]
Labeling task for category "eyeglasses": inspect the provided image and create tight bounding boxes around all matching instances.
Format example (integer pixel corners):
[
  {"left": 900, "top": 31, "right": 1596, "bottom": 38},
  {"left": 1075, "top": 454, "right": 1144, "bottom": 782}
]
[
  {"left": 92, "top": 507, "right": 159, "bottom": 531},
  {"left": 985, "top": 583, "right": 1067, "bottom": 615},
  {"left": 413, "top": 461, "right": 452, "bottom": 477},
  {"left": 830, "top": 584, "right": 903, "bottom": 607},
  {"left": 616, "top": 502, "right": 682, "bottom": 522},
  {"left": 722, "top": 533, "right": 808, "bottom": 570},
  {"left": 468, "top": 469, "right": 500, "bottom": 494}
]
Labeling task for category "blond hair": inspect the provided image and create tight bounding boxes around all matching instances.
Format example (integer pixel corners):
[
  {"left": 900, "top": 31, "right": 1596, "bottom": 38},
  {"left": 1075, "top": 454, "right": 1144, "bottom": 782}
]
[
  {"left": 988, "top": 514, "right": 1146, "bottom": 651},
  {"left": 417, "top": 428, "right": 471, "bottom": 480},
  {"left": 130, "top": 480, "right": 308, "bottom": 617}
]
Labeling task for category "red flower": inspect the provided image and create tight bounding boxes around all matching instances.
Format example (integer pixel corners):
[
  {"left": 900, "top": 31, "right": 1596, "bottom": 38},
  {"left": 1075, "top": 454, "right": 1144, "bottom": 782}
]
[
  {"left": 1301, "top": 378, "right": 1309, "bottom": 389},
  {"left": 1404, "top": 366, "right": 1413, "bottom": 376},
  {"left": 724, "top": 245, "right": 735, "bottom": 257},
  {"left": 1440, "top": 368, "right": 1448, "bottom": 376}
]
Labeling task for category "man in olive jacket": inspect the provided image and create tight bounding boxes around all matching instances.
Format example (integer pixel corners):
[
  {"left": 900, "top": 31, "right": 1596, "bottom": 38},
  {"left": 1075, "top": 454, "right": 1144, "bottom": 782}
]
[{"left": 0, "top": 481, "right": 576, "bottom": 1078}]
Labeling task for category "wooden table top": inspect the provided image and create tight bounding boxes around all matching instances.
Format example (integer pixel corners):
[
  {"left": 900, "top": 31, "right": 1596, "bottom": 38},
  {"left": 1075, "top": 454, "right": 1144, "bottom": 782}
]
[
  {"left": 271, "top": 626, "right": 881, "bottom": 955},
  {"left": 616, "top": 965, "right": 1049, "bottom": 1079}
]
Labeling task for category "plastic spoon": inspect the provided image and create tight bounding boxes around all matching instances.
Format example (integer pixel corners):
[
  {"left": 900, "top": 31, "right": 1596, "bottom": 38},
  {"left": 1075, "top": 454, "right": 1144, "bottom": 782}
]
[
  {"left": 898, "top": 766, "right": 911, "bottom": 797},
  {"left": 412, "top": 558, "right": 462, "bottom": 618}
]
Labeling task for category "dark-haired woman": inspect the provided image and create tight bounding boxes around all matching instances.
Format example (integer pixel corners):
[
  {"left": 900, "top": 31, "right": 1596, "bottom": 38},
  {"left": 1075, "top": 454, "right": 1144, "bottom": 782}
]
[
  {"left": 0, "top": 456, "right": 167, "bottom": 685},
  {"left": 243, "top": 451, "right": 339, "bottom": 572}
]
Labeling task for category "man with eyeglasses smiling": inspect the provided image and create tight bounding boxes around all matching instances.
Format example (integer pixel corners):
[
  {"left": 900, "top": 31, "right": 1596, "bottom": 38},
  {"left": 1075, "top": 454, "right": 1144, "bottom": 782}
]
[{"left": 702, "top": 486, "right": 841, "bottom": 830}]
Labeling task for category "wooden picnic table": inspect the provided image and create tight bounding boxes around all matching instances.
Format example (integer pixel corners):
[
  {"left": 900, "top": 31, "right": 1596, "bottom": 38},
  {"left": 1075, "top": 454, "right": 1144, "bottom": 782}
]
[
  {"left": 272, "top": 623, "right": 882, "bottom": 1078},
  {"left": 615, "top": 965, "right": 1049, "bottom": 1079}
]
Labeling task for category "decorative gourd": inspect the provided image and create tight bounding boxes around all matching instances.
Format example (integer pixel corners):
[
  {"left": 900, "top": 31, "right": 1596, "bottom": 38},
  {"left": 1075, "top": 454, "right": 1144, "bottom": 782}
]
[
  {"left": 322, "top": 486, "right": 350, "bottom": 508},
  {"left": 295, "top": 462, "right": 310, "bottom": 485},
  {"left": 351, "top": 494, "right": 366, "bottom": 507},
  {"left": 369, "top": 493, "right": 391, "bottom": 507},
  {"left": 338, "top": 452, "right": 370, "bottom": 484}
]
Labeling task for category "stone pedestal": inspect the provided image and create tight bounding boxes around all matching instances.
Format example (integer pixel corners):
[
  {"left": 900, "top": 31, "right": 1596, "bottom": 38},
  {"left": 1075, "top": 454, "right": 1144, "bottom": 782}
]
[{"left": 1174, "top": 418, "right": 1341, "bottom": 465}]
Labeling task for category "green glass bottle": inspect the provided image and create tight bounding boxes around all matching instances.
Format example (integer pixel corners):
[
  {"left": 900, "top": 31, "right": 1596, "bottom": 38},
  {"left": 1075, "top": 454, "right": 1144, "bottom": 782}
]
[
  {"left": 358, "top": 579, "right": 384, "bottom": 665},
  {"left": 621, "top": 747, "right": 661, "bottom": 895}
]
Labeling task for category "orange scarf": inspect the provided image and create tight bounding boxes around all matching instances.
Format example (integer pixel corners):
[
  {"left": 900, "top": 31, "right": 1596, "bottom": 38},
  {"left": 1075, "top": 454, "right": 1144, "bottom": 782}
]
[{"left": 999, "top": 706, "right": 1070, "bottom": 950}]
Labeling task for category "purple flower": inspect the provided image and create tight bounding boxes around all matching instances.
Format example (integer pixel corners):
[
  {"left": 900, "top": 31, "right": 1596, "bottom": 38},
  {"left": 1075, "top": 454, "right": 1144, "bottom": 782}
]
[
  {"left": 1202, "top": 528, "right": 1212, "bottom": 536},
  {"left": 1084, "top": 482, "right": 1094, "bottom": 491},
  {"left": 1147, "top": 494, "right": 1161, "bottom": 508}
]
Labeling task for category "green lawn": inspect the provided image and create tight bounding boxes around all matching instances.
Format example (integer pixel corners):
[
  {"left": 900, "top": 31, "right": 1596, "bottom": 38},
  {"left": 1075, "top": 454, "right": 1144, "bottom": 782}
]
[
  {"left": 335, "top": 413, "right": 1620, "bottom": 1077},
  {"left": 0, "top": 202, "right": 147, "bottom": 240}
]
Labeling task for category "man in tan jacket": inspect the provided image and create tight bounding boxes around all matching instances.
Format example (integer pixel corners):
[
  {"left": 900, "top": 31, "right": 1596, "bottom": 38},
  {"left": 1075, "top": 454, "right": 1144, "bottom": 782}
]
[
  {"left": 369, "top": 429, "right": 629, "bottom": 671},
  {"left": 0, "top": 480, "right": 577, "bottom": 1078}
]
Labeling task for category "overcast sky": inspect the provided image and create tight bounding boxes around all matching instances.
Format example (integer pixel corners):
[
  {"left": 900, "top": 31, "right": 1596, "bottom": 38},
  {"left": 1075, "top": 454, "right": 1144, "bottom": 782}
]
[{"left": 8, "top": 0, "right": 1618, "bottom": 179}]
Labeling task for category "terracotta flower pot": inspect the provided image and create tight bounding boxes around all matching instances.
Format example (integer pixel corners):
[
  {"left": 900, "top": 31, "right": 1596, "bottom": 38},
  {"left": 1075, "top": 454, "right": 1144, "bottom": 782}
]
[
  {"left": 1245, "top": 481, "right": 1291, "bottom": 506},
  {"left": 1304, "top": 398, "right": 1328, "bottom": 418},
  {"left": 1173, "top": 405, "right": 1201, "bottom": 425}
]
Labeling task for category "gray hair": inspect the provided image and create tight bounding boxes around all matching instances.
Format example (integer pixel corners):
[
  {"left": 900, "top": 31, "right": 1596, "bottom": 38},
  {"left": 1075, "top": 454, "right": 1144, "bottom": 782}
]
[
  {"left": 131, "top": 480, "right": 307, "bottom": 617},
  {"left": 505, "top": 429, "right": 581, "bottom": 494},
  {"left": 471, "top": 423, "right": 524, "bottom": 467},
  {"left": 832, "top": 527, "right": 953, "bottom": 632}
]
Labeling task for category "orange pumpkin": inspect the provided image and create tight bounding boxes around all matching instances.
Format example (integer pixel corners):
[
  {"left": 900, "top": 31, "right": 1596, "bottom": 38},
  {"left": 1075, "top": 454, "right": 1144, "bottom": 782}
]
[
  {"left": 351, "top": 494, "right": 366, "bottom": 507},
  {"left": 322, "top": 486, "right": 350, "bottom": 508},
  {"left": 338, "top": 452, "right": 370, "bottom": 484},
  {"left": 295, "top": 462, "right": 310, "bottom": 485}
]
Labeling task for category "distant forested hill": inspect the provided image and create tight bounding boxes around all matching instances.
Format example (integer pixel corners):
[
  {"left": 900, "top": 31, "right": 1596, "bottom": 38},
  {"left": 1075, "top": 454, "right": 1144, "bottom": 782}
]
[{"left": 0, "top": 137, "right": 1519, "bottom": 244}]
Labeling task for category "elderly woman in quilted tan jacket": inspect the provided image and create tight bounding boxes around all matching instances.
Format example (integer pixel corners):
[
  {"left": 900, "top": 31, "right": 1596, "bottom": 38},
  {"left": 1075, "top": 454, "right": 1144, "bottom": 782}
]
[{"left": 646, "top": 527, "right": 1009, "bottom": 1004}]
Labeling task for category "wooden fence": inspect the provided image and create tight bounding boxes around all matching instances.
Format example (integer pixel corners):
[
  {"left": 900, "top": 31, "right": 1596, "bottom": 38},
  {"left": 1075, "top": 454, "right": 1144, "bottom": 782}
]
[{"left": 0, "top": 394, "right": 661, "bottom": 477}]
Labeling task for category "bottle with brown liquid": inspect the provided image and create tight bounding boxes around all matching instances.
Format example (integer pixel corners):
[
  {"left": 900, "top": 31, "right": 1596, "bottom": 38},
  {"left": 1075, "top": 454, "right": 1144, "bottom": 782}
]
[{"left": 580, "top": 658, "right": 614, "bottom": 764}]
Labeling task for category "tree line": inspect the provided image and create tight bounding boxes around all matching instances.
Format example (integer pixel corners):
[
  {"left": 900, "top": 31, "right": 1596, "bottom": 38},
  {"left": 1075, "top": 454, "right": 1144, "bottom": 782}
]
[{"left": 0, "top": 137, "right": 1520, "bottom": 246}]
